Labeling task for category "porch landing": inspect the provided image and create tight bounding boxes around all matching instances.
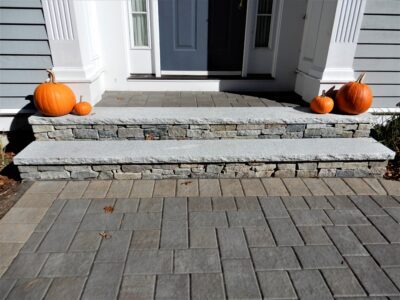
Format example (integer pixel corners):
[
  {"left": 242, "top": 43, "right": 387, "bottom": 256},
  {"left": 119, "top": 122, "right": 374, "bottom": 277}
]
[{"left": 96, "top": 91, "right": 305, "bottom": 107}]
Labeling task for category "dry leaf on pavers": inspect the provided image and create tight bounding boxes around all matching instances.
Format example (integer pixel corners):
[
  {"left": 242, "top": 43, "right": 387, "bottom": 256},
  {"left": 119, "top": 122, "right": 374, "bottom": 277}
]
[
  {"left": 181, "top": 180, "right": 192, "bottom": 185},
  {"left": 103, "top": 206, "right": 114, "bottom": 213},
  {"left": 99, "top": 231, "right": 112, "bottom": 239}
]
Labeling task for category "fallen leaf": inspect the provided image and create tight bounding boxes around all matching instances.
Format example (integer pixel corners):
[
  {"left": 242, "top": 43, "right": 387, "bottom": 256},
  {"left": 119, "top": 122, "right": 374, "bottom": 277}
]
[
  {"left": 180, "top": 180, "right": 192, "bottom": 185},
  {"left": 99, "top": 231, "right": 111, "bottom": 239},
  {"left": 103, "top": 206, "right": 114, "bottom": 213}
]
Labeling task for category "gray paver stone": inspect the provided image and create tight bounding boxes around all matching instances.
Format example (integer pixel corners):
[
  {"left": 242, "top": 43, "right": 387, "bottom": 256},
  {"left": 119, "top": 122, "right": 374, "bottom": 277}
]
[
  {"left": 325, "top": 209, "right": 370, "bottom": 226},
  {"left": 244, "top": 227, "right": 276, "bottom": 247},
  {"left": 227, "top": 211, "right": 267, "bottom": 227},
  {"left": 3, "top": 253, "right": 49, "bottom": 279},
  {"left": 294, "top": 245, "right": 346, "bottom": 269},
  {"left": 121, "top": 213, "right": 161, "bottom": 230},
  {"left": 257, "top": 271, "right": 297, "bottom": 299},
  {"left": 346, "top": 256, "right": 399, "bottom": 296},
  {"left": 189, "top": 211, "right": 228, "bottom": 228},
  {"left": 290, "top": 270, "right": 333, "bottom": 300},
  {"left": 367, "top": 244, "right": 400, "bottom": 267},
  {"left": 125, "top": 250, "right": 173, "bottom": 275},
  {"left": 268, "top": 218, "right": 304, "bottom": 246},
  {"left": 81, "top": 262, "right": 124, "bottom": 300},
  {"left": 325, "top": 226, "right": 369, "bottom": 256},
  {"left": 259, "top": 197, "right": 289, "bottom": 218},
  {"left": 119, "top": 275, "right": 155, "bottom": 300},
  {"left": 40, "top": 252, "right": 96, "bottom": 277},
  {"left": 191, "top": 273, "right": 225, "bottom": 300},
  {"left": 290, "top": 209, "right": 332, "bottom": 226},
  {"left": 190, "top": 228, "right": 217, "bottom": 248},
  {"left": 322, "top": 268, "right": 366, "bottom": 297},
  {"left": 174, "top": 248, "right": 221, "bottom": 274},
  {"left": 7, "top": 278, "right": 52, "bottom": 300},
  {"left": 45, "top": 277, "right": 87, "bottom": 300},
  {"left": 222, "top": 259, "right": 261, "bottom": 299},
  {"left": 217, "top": 228, "right": 250, "bottom": 259},
  {"left": 251, "top": 247, "right": 300, "bottom": 271},
  {"left": 155, "top": 274, "right": 189, "bottom": 300},
  {"left": 297, "top": 226, "right": 332, "bottom": 245},
  {"left": 96, "top": 230, "right": 132, "bottom": 262}
]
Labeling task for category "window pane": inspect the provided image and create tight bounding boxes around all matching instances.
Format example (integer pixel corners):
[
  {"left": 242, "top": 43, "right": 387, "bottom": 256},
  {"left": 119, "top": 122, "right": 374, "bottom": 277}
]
[
  {"left": 132, "top": 0, "right": 146, "bottom": 12},
  {"left": 258, "top": 0, "right": 273, "bottom": 14},
  {"left": 255, "top": 16, "right": 271, "bottom": 47},
  {"left": 133, "top": 14, "right": 148, "bottom": 46}
]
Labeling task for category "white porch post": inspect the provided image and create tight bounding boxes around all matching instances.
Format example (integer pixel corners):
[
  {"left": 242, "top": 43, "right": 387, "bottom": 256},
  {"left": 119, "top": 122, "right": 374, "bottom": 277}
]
[
  {"left": 42, "top": 0, "right": 104, "bottom": 105},
  {"left": 295, "top": 0, "right": 367, "bottom": 102}
]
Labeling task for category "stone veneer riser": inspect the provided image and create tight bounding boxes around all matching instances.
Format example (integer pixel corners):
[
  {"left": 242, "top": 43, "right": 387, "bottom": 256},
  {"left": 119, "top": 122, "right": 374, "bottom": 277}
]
[
  {"left": 18, "top": 161, "right": 387, "bottom": 180},
  {"left": 32, "top": 123, "right": 372, "bottom": 141}
]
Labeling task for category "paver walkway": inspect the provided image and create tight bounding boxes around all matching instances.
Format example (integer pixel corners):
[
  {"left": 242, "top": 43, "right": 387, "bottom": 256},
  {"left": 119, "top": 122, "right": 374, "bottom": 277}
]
[
  {"left": 1, "top": 178, "right": 400, "bottom": 299},
  {"left": 96, "top": 91, "right": 304, "bottom": 107}
]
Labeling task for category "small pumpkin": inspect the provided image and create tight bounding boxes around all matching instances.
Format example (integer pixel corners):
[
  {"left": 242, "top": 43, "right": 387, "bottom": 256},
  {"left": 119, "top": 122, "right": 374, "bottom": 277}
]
[
  {"left": 34, "top": 69, "right": 76, "bottom": 117},
  {"left": 336, "top": 73, "right": 373, "bottom": 115},
  {"left": 73, "top": 96, "right": 92, "bottom": 116},
  {"left": 310, "top": 90, "right": 334, "bottom": 114}
]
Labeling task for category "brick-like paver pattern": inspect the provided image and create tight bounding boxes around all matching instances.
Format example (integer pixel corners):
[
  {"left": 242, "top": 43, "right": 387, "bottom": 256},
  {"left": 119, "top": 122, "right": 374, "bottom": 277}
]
[{"left": 1, "top": 179, "right": 400, "bottom": 299}]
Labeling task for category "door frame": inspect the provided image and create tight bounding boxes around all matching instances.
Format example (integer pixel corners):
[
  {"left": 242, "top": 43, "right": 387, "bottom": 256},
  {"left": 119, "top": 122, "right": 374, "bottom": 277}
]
[{"left": 132, "top": 0, "right": 283, "bottom": 77}]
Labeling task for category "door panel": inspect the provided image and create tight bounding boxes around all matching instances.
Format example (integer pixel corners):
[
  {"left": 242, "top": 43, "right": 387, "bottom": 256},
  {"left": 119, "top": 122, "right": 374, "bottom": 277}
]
[
  {"left": 158, "top": 0, "right": 208, "bottom": 71},
  {"left": 208, "top": 0, "right": 247, "bottom": 71}
]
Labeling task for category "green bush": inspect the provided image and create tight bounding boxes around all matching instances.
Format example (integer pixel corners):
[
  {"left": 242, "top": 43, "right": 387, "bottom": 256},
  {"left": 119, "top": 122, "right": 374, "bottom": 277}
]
[{"left": 372, "top": 114, "right": 400, "bottom": 153}]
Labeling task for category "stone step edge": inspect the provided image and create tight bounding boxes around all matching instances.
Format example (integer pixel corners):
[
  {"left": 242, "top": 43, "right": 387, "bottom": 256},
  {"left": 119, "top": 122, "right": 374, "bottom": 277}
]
[
  {"left": 29, "top": 107, "right": 375, "bottom": 125},
  {"left": 15, "top": 139, "right": 394, "bottom": 180}
]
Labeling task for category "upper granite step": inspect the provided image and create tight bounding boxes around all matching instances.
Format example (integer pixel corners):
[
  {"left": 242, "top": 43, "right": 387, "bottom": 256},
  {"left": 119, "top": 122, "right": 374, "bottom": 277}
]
[{"left": 30, "top": 107, "right": 375, "bottom": 141}]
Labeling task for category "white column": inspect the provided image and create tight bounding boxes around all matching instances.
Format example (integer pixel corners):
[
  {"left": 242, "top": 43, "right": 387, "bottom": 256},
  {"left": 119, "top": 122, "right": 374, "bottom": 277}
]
[
  {"left": 295, "top": 0, "right": 366, "bottom": 102},
  {"left": 42, "top": 0, "right": 104, "bottom": 104}
]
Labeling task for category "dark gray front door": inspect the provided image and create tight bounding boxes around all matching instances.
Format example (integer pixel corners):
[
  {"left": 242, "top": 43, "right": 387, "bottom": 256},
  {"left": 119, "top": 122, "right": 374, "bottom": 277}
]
[{"left": 158, "top": 0, "right": 208, "bottom": 71}]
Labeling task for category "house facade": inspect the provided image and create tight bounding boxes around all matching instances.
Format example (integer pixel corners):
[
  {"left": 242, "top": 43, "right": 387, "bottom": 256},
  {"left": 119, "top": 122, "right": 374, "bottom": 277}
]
[{"left": 0, "top": 0, "right": 399, "bottom": 131}]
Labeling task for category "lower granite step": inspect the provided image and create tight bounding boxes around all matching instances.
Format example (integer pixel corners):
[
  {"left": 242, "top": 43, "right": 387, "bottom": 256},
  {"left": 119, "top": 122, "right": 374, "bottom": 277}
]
[{"left": 14, "top": 138, "right": 395, "bottom": 180}]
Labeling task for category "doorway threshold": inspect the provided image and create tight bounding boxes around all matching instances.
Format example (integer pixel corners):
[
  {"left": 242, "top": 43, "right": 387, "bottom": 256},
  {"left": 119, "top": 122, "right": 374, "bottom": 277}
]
[{"left": 128, "top": 74, "right": 273, "bottom": 80}]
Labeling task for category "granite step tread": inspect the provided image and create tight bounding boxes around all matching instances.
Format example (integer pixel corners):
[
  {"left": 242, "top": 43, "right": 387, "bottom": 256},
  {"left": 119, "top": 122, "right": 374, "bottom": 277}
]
[
  {"left": 29, "top": 107, "right": 374, "bottom": 125},
  {"left": 14, "top": 138, "right": 394, "bottom": 166}
]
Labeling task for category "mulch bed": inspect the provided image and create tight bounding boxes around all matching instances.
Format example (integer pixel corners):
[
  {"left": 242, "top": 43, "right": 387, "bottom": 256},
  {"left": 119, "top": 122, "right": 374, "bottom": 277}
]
[
  {"left": 0, "top": 152, "right": 22, "bottom": 219},
  {"left": 384, "top": 155, "right": 400, "bottom": 181}
]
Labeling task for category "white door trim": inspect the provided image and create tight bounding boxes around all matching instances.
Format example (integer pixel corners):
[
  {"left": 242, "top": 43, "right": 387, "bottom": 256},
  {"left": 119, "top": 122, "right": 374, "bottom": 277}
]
[
  {"left": 242, "top": 0, "right": 256, "bottom": 77},
  {"left": 271, "top": 0, "right": 284, "bottom": 77},
  {"left": 150, "top": 0, "right": 161, "bottom": 77}
]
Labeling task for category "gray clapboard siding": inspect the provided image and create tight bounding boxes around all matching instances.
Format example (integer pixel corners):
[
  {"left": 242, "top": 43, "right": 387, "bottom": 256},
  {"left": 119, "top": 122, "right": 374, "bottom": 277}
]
[
  {"left": 355, "top": 44, "right": 400, "bottom": 58},
  {"left": 364, "top": 0, "right": 400, "bottom": 14},
  {"left": 0, "top": 56, "right": 52, "bottom": 69},
  {"left": 367, "top": 85, "right": 400, "bottom": 97},
  {"left": 0, "top": 84, "right": 39, "bottom": 97},
  {"left": 354, "top": 59, "right": 400, "bottom": 71},
  {"left": 0, "top": 70, "right": 48, "bottom": 83},
  {"left": 355, "top": 72, "right": 400, "bottom": 84},
  {"left": 354, "top": 0, "right": 400, "bottom": 108},
  {"left": 0, "top": 25, "right": 48, "bottom": 40},
  {"left": 0, "top": 8, "right": 44, "bottom": 24},
  {"left": 358, "top": 30, "right": 400, "bottom": 44},
  {"left": 0, "top": 2, "right": 52, "bottom": 110},
  {"left": 372, "top": 97, "right": 400, "bottom": 108},
  {"left": 0, "top": 98, "right": 35, "bottom": 110},
  {"left": 0, "top": 41, "right": 50, "bottom": 55},
  {"left": 0, "top": 0, "right": 42, "bottom": 8},
  {"left": 362, "top": 15, "right": 400, "bottom": 30}
]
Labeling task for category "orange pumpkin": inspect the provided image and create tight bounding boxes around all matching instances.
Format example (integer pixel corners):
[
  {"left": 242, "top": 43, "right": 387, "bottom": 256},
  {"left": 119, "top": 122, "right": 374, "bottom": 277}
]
[
  {"left": 73, "top": 96, "right": 92, "bottom": 116},
  {"left": 34, "top": 70, "right": 76, "bottom": 117},
  {"left": 336, "top": 73, "right": 373, "bottom": 115},
  {"left": 310, "top": 91, "right": 334, "bottom": 114}
]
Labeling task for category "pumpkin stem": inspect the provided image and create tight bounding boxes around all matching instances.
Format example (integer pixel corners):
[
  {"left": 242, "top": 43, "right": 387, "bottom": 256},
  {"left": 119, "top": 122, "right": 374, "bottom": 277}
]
[
  {"left": 356, "top": 73, "right": 366, "bottom": 84},
  {"left": 80, "top": 95, "right": 83, "bottom": 103},
  {"left": 46, "top": 69, "right": 56, "bottom": 83},
  {"left": 322, "top": 90, "right": 326, "bottom": 97},
  {"left": 326, "top": 86, "right": 335, "bottom": 94}
]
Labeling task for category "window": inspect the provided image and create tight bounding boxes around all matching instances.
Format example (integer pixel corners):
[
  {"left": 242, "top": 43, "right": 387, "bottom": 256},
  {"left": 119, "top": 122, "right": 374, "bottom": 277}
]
[
  {"left": 130, "top": 0, "right": 149, "bottom": 47},
  {"left": 255, "top": 0, "right": 273, "bottom": 47}
]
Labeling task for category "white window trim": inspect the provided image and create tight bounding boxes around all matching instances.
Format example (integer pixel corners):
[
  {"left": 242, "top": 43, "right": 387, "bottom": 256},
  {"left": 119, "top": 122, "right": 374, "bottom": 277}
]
[
  {"left": 128, "top": 0, "right": 152, "bottom": 49},
  {"left": 254, "top": 0, "right": 274, "bottom": 49}
]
